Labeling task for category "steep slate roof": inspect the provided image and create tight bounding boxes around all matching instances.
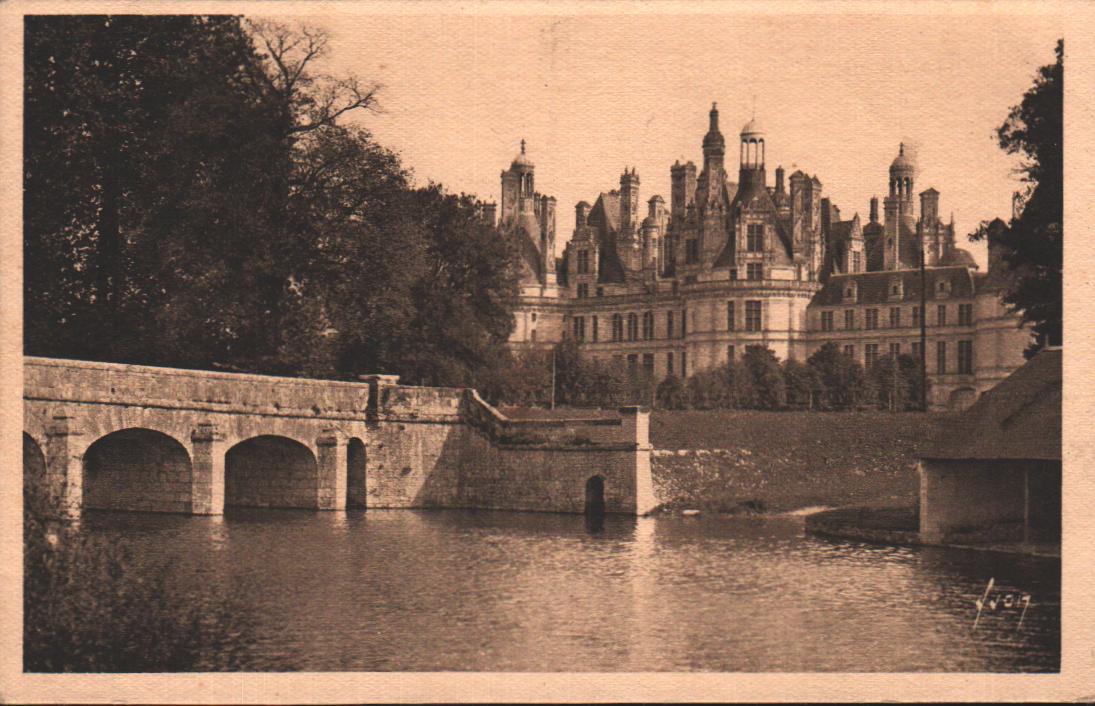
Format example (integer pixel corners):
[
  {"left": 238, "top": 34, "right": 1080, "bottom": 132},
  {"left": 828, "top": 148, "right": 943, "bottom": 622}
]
[
  {"left": 921, "top": 348, "right": 1061, "bottom": 461},
  {"left": 587, "top": 192, "right": 627, "bottom": 284},
  {"left": 811, "top": 265, "right": 976, "bottom": 306}
]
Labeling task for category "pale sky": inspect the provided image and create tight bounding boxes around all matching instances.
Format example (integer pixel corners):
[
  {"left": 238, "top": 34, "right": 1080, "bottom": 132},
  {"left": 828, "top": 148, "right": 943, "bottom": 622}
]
[{"left": 306, "top": 10, "right": 1061, "bottom": 267}]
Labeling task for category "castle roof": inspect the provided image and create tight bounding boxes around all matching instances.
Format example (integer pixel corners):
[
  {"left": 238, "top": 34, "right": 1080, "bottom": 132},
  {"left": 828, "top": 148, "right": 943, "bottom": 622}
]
[
  {"left": 586, "top": 192, "right": 628, "bottom": 284},
  {"left": 511, "top": 139, "right": 534, "bottom": 169},
  {"left": 741, "top": 117, "right": 765, "bottom": 136},
  {"left": 921, "top": 348, "right": 1060, "bottom": 462},
  {"left": 938, "top": 247, "right": 977, "bottom": 269},
  {"left": 829, "top": 219, "right": 858, "bottom": 243},
  {"left": 811, "top": 265, "right": 978, "bottom": 307},
  {"left": 890, "top": 143, "right": 914, "bottom": 174}
]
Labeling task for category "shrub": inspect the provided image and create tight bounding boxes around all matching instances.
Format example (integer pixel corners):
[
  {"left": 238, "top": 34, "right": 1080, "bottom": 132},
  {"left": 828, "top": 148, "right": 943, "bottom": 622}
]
[{"left": 24, "top": 499, "right": 258, "bottom": 671}]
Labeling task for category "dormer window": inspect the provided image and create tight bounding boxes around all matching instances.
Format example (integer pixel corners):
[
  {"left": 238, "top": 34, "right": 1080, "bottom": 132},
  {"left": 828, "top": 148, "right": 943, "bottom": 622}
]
[
  {"left": 935, "top": 277, "right": 952, "bottom": 298},
  {"left": 842, "top": 280, "right": 858, "bottom": 303},
  {"left": 888, "top": 278, "right": 904, "bottom": 300}
]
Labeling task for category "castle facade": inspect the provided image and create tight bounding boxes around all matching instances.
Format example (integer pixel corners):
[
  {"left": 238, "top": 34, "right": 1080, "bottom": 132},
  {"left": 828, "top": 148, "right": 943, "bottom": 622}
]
[{"left": 494, "top": 104, "right": 1030, "bottom": 411}]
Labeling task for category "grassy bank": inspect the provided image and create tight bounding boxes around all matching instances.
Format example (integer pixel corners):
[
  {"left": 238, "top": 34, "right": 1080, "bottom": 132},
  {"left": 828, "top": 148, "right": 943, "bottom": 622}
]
[{"left": 649, "top": 410, "right": 954, "bottom": 513}]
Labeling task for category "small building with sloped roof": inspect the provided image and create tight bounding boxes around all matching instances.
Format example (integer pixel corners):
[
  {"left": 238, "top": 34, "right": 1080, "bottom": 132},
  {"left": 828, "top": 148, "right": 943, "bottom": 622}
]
[{"left": 918, "top": 348, "right": 1061, "bottom": 546}]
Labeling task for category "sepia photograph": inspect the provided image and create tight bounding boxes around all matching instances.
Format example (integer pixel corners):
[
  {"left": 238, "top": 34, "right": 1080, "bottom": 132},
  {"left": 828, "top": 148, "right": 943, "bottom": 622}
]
[{"left": 3, "top": 0, "right": 1088, "bottom": 701}]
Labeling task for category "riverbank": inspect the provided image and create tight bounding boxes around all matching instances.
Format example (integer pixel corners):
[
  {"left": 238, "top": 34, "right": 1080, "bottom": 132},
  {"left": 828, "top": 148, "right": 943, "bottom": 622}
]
[
  {"left": 805, "top": 506, "right": 1061, "bottom": 558},
  {"left": 648, "top": 410, "right": 954, "bottom": 513}
]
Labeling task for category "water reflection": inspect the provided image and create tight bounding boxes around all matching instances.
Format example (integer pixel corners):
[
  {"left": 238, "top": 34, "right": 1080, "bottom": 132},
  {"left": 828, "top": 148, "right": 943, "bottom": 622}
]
[{"left": 71, "top": 509, "right": 1059, "bottom": 672}]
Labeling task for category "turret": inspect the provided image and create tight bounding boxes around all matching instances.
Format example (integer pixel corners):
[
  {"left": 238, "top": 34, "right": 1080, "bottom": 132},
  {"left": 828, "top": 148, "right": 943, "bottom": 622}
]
[
  {"left": 670, "top": 160, "right": 697, "bottom": 222},
  {"left": 620, "top": 167, "right": 640, "bottom": 236},
  {"left": 920, "top": 188, "right": 939, "bottom": 227},
  {"left": 575, "top": 200, "right": 591, "bottom": 228},
  {"left": 739, "top": 114, "right": 767, "bottom": 192},
  {"left": 702, "top": 102, "right": 726, "bottom": 173}
]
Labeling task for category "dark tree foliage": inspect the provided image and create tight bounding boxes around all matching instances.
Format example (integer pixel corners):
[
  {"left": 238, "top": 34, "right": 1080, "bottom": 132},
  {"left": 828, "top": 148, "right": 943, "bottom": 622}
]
[
  {"left": 806, "top": 342, "right": 867, "bottom": 411},
  {"left": 740, "top": 346, "right": 786, "bottom": 410},
  {"left": 971, "top": 39, "right": 1062, "bottom": 352},
  {"left": 24, "top": 16, "right": 520, "bottom": 385}
]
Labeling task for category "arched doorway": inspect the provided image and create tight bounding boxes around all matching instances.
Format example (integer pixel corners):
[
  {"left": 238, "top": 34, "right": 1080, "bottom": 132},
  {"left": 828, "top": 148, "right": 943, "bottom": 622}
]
[
  {"left": 346, "top": 437, "right": 367, "bottom": 509},
  {"left": 23, "top": 433, "right": 47, "bottom": 512},
  {"left": 225, "top": 435, "right": 318, "bottom": 509},
  {"left": 585, "top": 475, "right": 605, "bottom": 515},
  {"left": 83, "top": 428, "right": 193, "bottom": 513}
]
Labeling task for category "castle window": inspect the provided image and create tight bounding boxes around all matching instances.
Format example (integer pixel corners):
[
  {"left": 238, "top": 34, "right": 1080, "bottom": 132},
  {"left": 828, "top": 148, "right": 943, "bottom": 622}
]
[
  {"left": 667, "top": 351, "right": 674, "bottom": 375},
  {"left": 643, "top": 353, "right": 655, "bottom": 375},
  {"left": 681, "top": 351, "right": 688, "bottom": 378},
  {"left": 745, "top": 301, "right": 762, "bottom": 332},
  {"left": 596, "top": 286, "right": 604, "bottom": 297},
  {"left": 667, "top": 310, "right": 675, "bottom": 338},
  {"left": 844, "top": 309, "right": 855, "bottom": 330},
  {"left": 747, "top": 263, "right": 763, "bottom": 281},
  {"left": 592, "top": 316, "right": 599, "bottom": 342},
  {"left": 821, "top": 310, "right": 834, "bottom": 332},
  {"left": 746, "top": 224, "right": 765, "bottom": 252},
  {"left": 573, "top": 316, "right": 585, "bottom": 342},
  {"left": 681, "top": 310, "right": 687, "bottom": 337},
  {"left": 627, "top": 354, "right": 638, "bottom": 372},
  {"left": 889, "top": 342, "right": 901, "bottom": 358},
  {"left": 627, "top": 313, "right": 639, "bottom": 341},
  {"left": 937, "top": 341, "right": 948, "bottom": 374},
  {"left": 730, "top": 268, "right": 738, "bottom": 281},
  {"left": 911, "top": 341, "right": 923, "bottom": 360},
  {"left": 642, "top": 311, "right": 655, "bottom": 340},
  {"left": 843, "top": 344, "right": 855, "bottom": 360},
  {"left": 612, "top": 313, "right": 623, "bottom": 341},
  {"left": 852, "top": 251, "right": 862, "bottom": 273},
  {"left": 577, "top": 283, "right": 589, "bottom": 298},
  {"left": 865, "top": 343, "right": 879, "bottom": 368},
  {"left": 685, "top": 239, "right": 700, "bottom": 264},
  {"left": 531, "top": 329, "right": 536, "bottom": 342},
  {"left": 890, "top": 307, "right": 901, "bottom": 328},
  {"left": 727, "top": 345, "right": 735, "bottom": 362},
  {"left": 911, "top": 305, "right": 921, "bottom": 328},
  {"left": 727, "top": 301, "right": 736, "bottom": 331},
  {"left": 958, "top": 303, "right": 973, "bottom": 326},
  {"left": 865, "top": 308, "right": 879, "bottom": 330},
  {"left": 843, "top": 281, "right": 858, "bottom": 302},
  {"left": 958, "top": 340, "right": 973, "bottom": 374},
  {"left": 577, "top": 250, "right": 590, "bottom": 274},
  {"left": 937, "top": 304, "right": 948, "bottom": 326}
]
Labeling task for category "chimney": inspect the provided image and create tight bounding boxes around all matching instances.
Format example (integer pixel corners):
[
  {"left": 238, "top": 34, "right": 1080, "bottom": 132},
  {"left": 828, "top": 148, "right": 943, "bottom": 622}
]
[
  {"left": 869, "top": 196, "right": 879, "bottom": 223},
  {"left": 775, "top": 166, "right": 785, "bottom": 194},
  {"left": 575, "top": 201, "right": 590, "bottom": 228}
]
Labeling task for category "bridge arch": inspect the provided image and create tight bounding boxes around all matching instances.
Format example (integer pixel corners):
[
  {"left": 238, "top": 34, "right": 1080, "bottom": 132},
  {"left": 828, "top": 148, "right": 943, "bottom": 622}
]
[
  {"left": 346, "top": 437, "right": 367, "bottom": 509},
  {"left": 226, "top": 435, "right": 318, "bottom": 509},
  {"left": 23, "top": 432, "right": 48, "bottom": 511},
  {"left": 83, "top": 428, "right": 193, "bottom": 513}
]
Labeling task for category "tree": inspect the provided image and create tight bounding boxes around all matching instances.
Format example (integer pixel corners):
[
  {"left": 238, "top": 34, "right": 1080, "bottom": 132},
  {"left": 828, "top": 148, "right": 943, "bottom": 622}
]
[
  {"left": 741, "top": 346, "right": 786, "bottom": 410},
  {"left": 24, "top": 16, "right": 278, "bottom": 363},
  {"left": 783, "top": 358, "right": 823, "bottom": 410},
  {"left": 970, "top": 39, "right": 1062, "bottom": 352},
  {"left": 806, "top": 343, "right": 867, "bottom": 410},
  {"left": 656, "top": 374, "right": 688, "bottom": 410}
]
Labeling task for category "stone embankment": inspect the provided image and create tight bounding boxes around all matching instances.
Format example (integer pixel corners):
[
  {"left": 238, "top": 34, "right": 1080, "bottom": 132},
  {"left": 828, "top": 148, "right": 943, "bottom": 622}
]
[{"left": 646, "top": 410, "right": 951, "bottom": 514}]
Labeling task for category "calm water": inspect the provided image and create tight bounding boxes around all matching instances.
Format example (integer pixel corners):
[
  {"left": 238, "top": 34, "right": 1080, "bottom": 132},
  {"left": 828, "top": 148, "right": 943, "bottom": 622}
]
[{"left": 75, "top": 509, "right": 1059, "bottom": 672}]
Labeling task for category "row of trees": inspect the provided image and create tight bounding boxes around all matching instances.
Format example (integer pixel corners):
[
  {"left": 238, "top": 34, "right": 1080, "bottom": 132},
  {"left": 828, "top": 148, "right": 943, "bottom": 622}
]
[
  {"left": 25, "top": 16, "right": 519, "bottom": 386},
  {"left": 486, "top": 341, "right": 928, "bottom": 412}
]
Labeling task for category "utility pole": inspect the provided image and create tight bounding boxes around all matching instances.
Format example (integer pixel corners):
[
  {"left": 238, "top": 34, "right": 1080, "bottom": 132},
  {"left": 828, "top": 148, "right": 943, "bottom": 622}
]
[{"left": 919, "top": 230, "right": 928, "bottom": 412}]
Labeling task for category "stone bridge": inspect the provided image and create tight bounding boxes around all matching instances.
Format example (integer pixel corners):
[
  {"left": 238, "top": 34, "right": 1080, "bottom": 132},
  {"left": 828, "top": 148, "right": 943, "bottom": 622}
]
[{"left": 23, "top": 357, "right": 656, "bottom": 519}]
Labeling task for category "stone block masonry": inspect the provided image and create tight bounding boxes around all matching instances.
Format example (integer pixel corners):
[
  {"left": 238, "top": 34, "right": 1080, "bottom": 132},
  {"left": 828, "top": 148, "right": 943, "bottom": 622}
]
[{"left": 23, "top": 357, "right": 655, "bottom": 518}]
